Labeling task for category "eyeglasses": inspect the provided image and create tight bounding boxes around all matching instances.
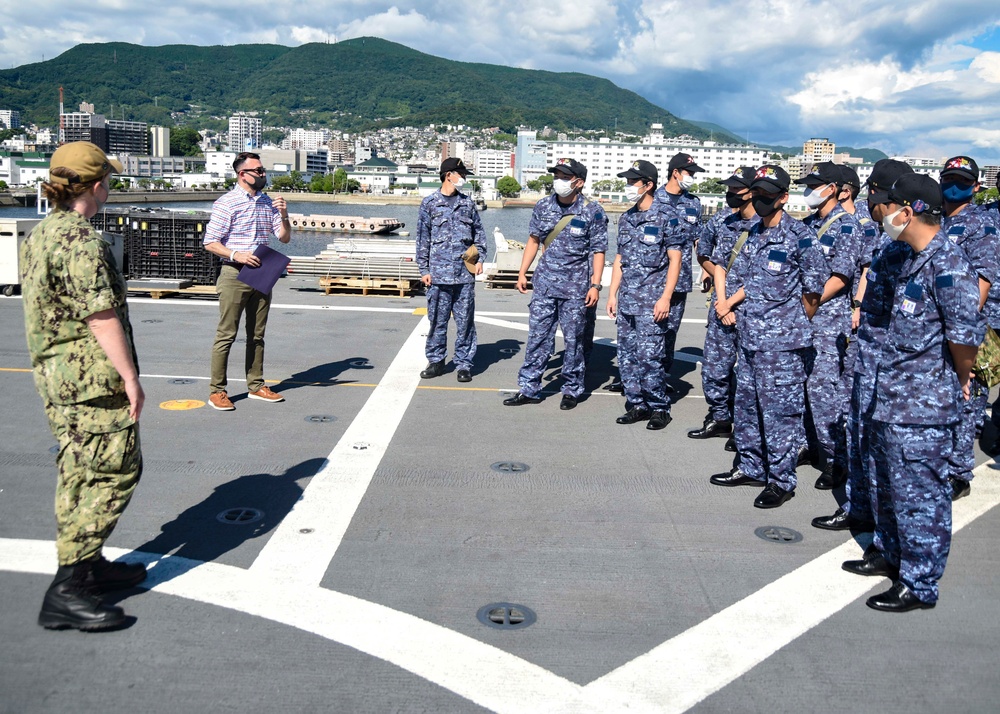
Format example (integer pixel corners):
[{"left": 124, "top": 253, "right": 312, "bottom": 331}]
[{"left": 239, "top": 167, "right": 266, "bottom": 176}]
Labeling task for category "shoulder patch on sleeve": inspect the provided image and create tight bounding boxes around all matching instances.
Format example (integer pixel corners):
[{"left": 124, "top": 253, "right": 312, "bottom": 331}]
[
  {"left": 798, "top": 238, "right": 813, "bottom": 249},
  {"left": 840, "top": 225, "right": 854, "bottom": 233},
  {"left": 935, "top": 274, "right": 954, "bottom": 288}
]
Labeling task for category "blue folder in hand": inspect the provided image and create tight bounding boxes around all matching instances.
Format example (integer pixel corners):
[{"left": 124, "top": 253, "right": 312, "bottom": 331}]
[{"left": 237, "top": 245, "right": 291, "bottom": 294}]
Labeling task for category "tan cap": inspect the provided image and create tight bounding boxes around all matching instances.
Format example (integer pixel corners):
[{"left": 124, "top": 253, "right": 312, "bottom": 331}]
[
  {"left": 462, "top": 245, "right": 479, "bottom": 274},
  {"left": 49, "top": 141, "right": 123, "bottom": 185}
]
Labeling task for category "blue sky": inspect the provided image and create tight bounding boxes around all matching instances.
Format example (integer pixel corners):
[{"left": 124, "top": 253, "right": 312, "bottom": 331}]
[{"left": 3, "top": 1, "right": 1000, "bottom": 163}]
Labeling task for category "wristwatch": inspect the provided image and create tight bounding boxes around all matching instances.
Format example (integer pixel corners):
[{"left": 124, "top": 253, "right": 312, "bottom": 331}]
[
  {"left": 590, "top": 283, "right": 602, "bottom": 292},
  {"left": 852, "top": 299, "right": 862, "bottom": 308}
]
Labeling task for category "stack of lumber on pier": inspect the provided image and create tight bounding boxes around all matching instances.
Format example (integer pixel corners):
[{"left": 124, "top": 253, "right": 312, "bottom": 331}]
[{"left": 287, "top": 236, "right": 422, "bottom": 296}]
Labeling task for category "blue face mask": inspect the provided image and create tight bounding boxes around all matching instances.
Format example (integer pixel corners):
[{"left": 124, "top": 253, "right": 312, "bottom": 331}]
[{"left": 941, "top": 181, "right": 974, "bottom": 203}]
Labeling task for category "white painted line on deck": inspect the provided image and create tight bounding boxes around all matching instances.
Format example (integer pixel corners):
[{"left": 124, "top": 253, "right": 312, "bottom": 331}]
[
  {"left": 574, "top": 471, "right": 1000, "bottom": 714},
  {"left": 248, "top": 317, "right": 428, "bottom": 587},
  {"left": 2, "top": 468, "right": 997, "bottom": 713}
]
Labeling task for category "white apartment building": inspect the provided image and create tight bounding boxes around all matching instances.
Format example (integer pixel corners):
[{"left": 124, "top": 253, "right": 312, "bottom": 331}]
[
  {"left": 151, "top": 127, "right": 170, "bottom": 157},
  {"left": 545, "top": 134, "right": 769, "bottom": 187},
  {"left": 281, "top": 128, "right": 333, "bottom": 151},
  {"left": 228, "top": 113, "right": 262, "bottom": 151},
  {"left": 0, "top": 110, "right": 20, "bottom": 129},
  {"left": 205, "top": 151, "right": 238, "bottom": 180},
  {"left": 803, "top": 138, "right": 836, "bottom": 164},
  {"left": 471, "top": 149, "right": 513, "bottom": 177}
]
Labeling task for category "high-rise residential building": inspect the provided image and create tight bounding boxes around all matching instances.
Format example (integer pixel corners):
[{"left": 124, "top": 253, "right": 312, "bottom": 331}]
[
  {"left": 515, "top": 130, "right": 548, "bottom": 186},
  {"left": 151, "top": 126, "right": 170, "bottom": 157},
  {"left": 803, "top": 138, "right": 836, "bottom": 164},
  {"left": 0, "top": 110, "right": 20, "bottom": 129},
  {"left": 61, "top": 112, "right": 108, "bottom": 147},
  {"left": 281, "top": 128, "right": 333, "bottom": 151},
  {"left": 229, "top": 113, "right": 262, "bottom": 151},
  {"left": 440, "top": 141, "right": 466, "bottom": 164},
  {"left": 470, "top": 149, "right": 513, "bottom": 176},
  {"left": 106, "top": 119, "right": 149, "bottom": 155}
]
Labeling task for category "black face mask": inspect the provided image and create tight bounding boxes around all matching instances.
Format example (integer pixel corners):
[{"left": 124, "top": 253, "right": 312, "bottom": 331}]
[
  {"left": 752, "top": 194, "right": 782, "bottom": 217},
  {"left": 248, "top": 173, "right": 267, "bottom": 191},
  {"left": 725, "top": 191, "right": 749, "bottom": 209}
]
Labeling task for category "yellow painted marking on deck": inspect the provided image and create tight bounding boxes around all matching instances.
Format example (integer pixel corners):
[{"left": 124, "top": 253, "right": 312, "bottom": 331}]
[
  {"left": 412, "top": 307, "right": 428, "bottom": 315},
  {"left": 0, "top": 367, "right": 32, "bottom": 373},
  {"left": 160, "top": 399, "right": 206, "bottom": 411}
]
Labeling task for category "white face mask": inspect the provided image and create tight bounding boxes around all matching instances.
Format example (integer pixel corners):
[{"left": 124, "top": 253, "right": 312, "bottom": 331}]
[
  {"left": 624, "top": 184, "right": 646, "bottom": 202},
  {"left": 451, "top": 175, "right": 465, "bottom": 189},
  {"left": 678, "top": 173, "right": 695, "bottom": 191},
  {"left": 553, "top": 178, "right": 575, "bottom": 197},
  {"left": 803, "top": 184, "right": 832, "bottom": 209},
  {"left": 881, "top": 207, "right": 909, "bottom": 241}
]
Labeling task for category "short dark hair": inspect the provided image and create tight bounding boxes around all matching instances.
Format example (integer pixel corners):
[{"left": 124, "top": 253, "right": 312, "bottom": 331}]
[
  {"left": 914, "top": 212, "right": 941, "bottom": 227},
  {"left": 233, "top": 152, "right": 260, "bottom": 172}
]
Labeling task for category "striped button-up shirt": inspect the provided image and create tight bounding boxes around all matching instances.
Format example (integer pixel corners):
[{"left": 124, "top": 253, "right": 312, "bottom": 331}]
[{"left": 203, "top": 187, "right": 283, "bottom": 259}]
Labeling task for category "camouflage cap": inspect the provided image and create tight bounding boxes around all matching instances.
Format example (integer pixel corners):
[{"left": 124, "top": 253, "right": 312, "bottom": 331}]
[{"left": 49, "top": 141, "right": 123, "bottom": 185}]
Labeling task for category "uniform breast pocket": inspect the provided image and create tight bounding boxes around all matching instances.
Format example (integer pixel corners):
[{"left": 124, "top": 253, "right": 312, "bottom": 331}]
[
  {"left": 639, "top": 226, "right": 663, "bottom": 267},
  {"left": 891, "top": 281, "right": 927, "bottom": 352},
  {"left": 760, "top": 250, "right": 793, "bottom": 301}
]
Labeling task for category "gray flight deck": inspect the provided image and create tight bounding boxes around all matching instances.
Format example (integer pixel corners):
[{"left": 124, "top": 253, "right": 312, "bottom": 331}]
[{"left": 1, "top": 275, "right": 999, "bottom": 713}]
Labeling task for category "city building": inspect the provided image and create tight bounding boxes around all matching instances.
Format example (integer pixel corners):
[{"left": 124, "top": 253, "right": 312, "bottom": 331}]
[
  {"left": 440, "top": 141, "right": 466, "bottom": 163},
  {"left": 544, "top": 131, "right": 769, "bottom": 187},
  {"left": 803, "top": 138, "right": 836, "bottom": 164},
  {"left": 281, "top": 128, "right": 333, "bottom": 151},
  {"left": 470, "top": 149, "right": 513, "bottom": 177},
  {"left": 122, "top": 155, "right": 187, "bottom": 178},
  {"left": 205, "top": 151, "right": 238, "bottom": 180},
  {"left": 514, "top": 129, "right": 548, "bottom": 186},
  {"left": 0, "top": 110, "right": 20, "bottom": 130},
  {"left": 106, "top": 119, "right": 149, "bottom": 155},
  {"left": 229, "top": 113, "right": 262, "bottom": 151},
  {"left": 59, "top": 111, "right": 148, "bottom": 155},
  {"left": 151, "top": 127, "right": 170, "bottom": 158}
]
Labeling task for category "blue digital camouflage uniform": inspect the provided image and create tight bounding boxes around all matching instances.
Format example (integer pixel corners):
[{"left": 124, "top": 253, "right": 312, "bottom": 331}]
[
  {"left": 517, "top": 194, "right": 608, "bottom": 398},
  {"left": 653, "top": 186, "right": 701, "bottom": 373},
  {"left": 727, "top": 212, "right": 828, "bottom": 491},
  {"left": 870, "top": 230, "right": 983, "bottom": 604},
  {"left": 802, "top": 207, "right": 864, "bottom": 470},
  {"left": 844, "top": 235, "right": 912, "bottom": 521},
  {"left": 703, "top": 210, "right": 756, "bottom": 422},
  {"left": 416, "top": 189, "right": 487, "bottom": 370},
  {"left": 20, "top": 208, "right": 143, "bottom": 567},
  {"left": 843, "top": 216, "right": 880, "bottom": 384},
  {"left": 942, "top": 208, "right": 998, "bottom": 484},
  {"left": 615, "top": 202, "right": 684, "bottom": 411}
]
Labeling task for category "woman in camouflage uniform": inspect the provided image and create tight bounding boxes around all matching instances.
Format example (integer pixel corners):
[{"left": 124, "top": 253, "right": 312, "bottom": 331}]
[{"left": 21, "top": 141, "right": 146, "bottom": 631}]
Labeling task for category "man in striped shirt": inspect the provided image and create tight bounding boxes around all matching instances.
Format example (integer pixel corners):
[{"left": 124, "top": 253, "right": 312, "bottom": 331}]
[{"left": 202, "top": 152, "right": 292, "bottom": 411}]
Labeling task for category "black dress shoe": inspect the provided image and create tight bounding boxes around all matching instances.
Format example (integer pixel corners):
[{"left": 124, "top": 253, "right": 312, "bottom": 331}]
[
  {"left": 503, "top": 392, "right": 541, "bottom": 406},
  {"left": 687, "top": 418, "right": 733, "bottom": 439},
  {"left": 796, "top": 446, "right": 813, "bottom": 467},
  {"left": 811, "top": 507, "right": 874, "bottom": 532},
  {"left": 950, "top": 476, "right": 971, "bottom": 500},
  {"left": 866, "top": 582, "right": 934, "bottom": 612},
  {"left": 725, "top": 436, "right": 736, "bottom": 452},
  {"left": 753, "top": 483, "right": 795, "bottom": 509},
  {"left": 842, "top": 552, "right": 899, "bottom": 579},
  {"left": 814, "top": 464, "right": 847, "bottom": 490},
  {"left": 456, "top": 369, "right": 472, "bottom": 383},
  {"left": 559, "top": 394, "right": 578, "bottom": 410},
  {"left": 420, "top": 361, "right": 445, "bottom": 379},
  {"left": 646, "top": 410, "right": 672, "bottom": 430},
  {"left": 710, "top": 467, "right": 764, "bottom": 487},
  {"left": 664, "top": 382, "right": 675, "bottom": 393},
  {"left": 605, "top": 380, "right": 623, "bottom": 392},
  {"left": 616, "top": 406, "right": 651, "bottom": 424}
]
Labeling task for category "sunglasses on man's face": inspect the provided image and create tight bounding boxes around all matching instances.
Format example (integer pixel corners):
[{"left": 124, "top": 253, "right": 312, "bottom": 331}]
[{"left": 240, "top": 167, "right": 266, "bottom": 176}]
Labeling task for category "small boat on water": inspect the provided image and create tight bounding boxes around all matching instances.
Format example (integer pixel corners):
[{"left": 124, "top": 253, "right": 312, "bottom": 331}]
[
  {"left": 288, "top": 213, "right": 404, "bottom": 234},
  {"left": 474, "top": 196, "right": 488, "bottom": 212}
]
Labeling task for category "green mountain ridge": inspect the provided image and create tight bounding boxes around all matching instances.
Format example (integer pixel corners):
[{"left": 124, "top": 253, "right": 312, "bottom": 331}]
[{"left": 0, "top": 38, "right": 712, "bottom": 138}]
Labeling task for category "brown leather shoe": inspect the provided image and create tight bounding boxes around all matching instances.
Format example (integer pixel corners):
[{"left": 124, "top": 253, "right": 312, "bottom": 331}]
[
  {"left": 209, "top": 392, "right": 235, "bottom": 411},
  {"left": 248, "top": 385, "right": 284, "bottom": 403}
]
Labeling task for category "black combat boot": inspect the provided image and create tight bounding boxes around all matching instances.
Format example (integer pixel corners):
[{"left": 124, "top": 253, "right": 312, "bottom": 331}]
[
  {"left": 90, "top": 556, "right": 147, "bottom": 593},
  {"left": 38, "top": 562, "right": 127, "bottom": 631}
]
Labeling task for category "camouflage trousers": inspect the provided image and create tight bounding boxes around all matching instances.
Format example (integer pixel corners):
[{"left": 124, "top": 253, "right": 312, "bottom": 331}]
[
  {"left": 617, "top": 311, "right": 669, "bottom": 411},
  {"left": 805, "top": 334, "right": 849, "bottom": 469},
  {"left": 844, "top": 368, "right": 877, "bottom": 521},
  {"left": 661, "top": 292, "right": 687, "bottom": 373},
  {"left": 425, "top": 282, "right": 477, "bottom": 370},
  {"left": 870, "top": 420, "right": 953, "bottom": 604},
  {"left": 734, "top": 346, "right": 811, "bottom": 490},
  {"left": 44, "top": 394, "right": 142, "bottom": 566},
  {"left": 949, "top": 375, "right": 988, "bottom": 483},
  {"left": 702, "top": 306, "right": 738, "bottom": 423},
  {"left": 518, "top": 295, "right": 587, "bottom": 398}
]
